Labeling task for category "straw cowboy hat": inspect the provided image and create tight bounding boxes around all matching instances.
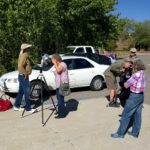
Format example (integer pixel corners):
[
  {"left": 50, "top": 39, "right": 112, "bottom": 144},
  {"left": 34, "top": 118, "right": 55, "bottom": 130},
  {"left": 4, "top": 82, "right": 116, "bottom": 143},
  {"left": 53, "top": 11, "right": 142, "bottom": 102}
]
[
  {"left": 20, "top": 43, "right": 32, "bottom": 54},
  {"left": 21, "top": 43, "right": 32, "bottom": 50}
]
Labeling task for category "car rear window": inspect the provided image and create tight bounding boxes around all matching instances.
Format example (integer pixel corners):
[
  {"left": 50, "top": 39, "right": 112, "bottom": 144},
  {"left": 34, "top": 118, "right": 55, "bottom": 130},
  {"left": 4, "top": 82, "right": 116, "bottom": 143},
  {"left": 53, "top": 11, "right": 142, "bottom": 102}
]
[{"left": 86, "top": 54, "right": 111, "bottom": 65}]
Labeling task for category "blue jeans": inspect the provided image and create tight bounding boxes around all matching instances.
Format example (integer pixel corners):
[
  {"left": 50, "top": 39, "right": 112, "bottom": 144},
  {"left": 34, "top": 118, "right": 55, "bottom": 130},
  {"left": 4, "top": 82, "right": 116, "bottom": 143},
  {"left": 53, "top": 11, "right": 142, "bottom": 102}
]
[
  {"left": 15, "top": 75, "right": 31, "bottom": 111},
  {"left": 117, "top": 93, "right": 144, "bottom": 137},
  {"left": 56, "top": 88, "right": 66, "bottom": 117}
]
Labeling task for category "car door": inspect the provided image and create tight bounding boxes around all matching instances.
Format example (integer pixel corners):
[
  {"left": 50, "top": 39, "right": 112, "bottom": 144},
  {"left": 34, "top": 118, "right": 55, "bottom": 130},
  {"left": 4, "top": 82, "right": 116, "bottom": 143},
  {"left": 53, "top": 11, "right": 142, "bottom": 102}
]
[
  {"left": 63, "top": 59, "right": 77, "bottom": 88},
  {"left": 71, "top": 58, "right": 95, "bottom": 87}
]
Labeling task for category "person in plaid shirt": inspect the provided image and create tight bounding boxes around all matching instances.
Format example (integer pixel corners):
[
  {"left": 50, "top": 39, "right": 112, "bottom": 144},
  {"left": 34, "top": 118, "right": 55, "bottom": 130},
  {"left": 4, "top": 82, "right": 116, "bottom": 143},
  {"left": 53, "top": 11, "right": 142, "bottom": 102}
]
[{"left": 111, "top": 59, "right": 146, "bottom": 138}]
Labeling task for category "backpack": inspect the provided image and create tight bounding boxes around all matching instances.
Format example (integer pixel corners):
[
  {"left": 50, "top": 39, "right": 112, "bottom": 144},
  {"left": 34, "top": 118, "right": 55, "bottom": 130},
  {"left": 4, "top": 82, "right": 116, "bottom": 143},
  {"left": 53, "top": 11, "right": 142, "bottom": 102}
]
[{"left": 0, "top": 100, "right": 12, "bottom": 112}]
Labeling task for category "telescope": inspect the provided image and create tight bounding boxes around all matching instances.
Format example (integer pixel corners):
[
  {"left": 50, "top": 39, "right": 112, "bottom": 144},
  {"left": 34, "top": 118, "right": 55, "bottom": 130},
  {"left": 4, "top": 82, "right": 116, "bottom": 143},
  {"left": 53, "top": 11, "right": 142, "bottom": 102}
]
[{"left": 40, "top": 53, "right": 52, "bottom": 73}]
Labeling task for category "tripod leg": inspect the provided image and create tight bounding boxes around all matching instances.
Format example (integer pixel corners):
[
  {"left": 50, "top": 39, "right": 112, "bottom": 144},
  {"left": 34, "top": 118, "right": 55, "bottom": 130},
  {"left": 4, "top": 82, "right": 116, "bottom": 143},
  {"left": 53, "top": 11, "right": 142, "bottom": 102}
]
[
  {"left": 42, "top": 76, "right": 58, "bottom": 113},
  {"left": 40, "top": 76, "right": 44, "bottom": 124},
  {"left": 22, "top": 109, "right": 25, "bottom": 117},
  {"left": 50, "top": 96, "right": 58, "bottom": 113}
]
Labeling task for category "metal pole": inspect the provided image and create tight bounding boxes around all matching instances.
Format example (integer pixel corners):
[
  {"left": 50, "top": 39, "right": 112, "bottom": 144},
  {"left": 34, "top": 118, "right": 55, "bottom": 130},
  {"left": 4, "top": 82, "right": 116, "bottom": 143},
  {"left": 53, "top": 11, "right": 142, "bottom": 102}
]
[{"left": 41, "top": 75, "right": 44, "bottom": 124}]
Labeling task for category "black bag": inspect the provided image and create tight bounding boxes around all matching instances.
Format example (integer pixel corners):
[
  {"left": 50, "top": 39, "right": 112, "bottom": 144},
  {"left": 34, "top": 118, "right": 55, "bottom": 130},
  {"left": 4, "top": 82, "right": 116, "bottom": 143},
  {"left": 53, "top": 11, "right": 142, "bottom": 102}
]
[
  {"left": 59, "top": 83, "right": 71, "bottom": 96},
  {"left": 118, "top": 88, "right": 130, "bottom": 107}
]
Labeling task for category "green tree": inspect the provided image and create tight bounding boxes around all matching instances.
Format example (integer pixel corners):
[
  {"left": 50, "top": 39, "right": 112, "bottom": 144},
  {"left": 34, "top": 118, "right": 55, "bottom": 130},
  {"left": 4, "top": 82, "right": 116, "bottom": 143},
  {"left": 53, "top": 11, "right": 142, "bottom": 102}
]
[
  {"left": 134, "top": 21, "right": 150, "bottom": 50},
  {"left": 0, "top": 0, "right": 122, "bottom": 75},
  {"left": 118, "top": 19, "right": 150, "bottom": 51},
  {"left": 55, "top": 0, "right": 123, "bottom": 50}
]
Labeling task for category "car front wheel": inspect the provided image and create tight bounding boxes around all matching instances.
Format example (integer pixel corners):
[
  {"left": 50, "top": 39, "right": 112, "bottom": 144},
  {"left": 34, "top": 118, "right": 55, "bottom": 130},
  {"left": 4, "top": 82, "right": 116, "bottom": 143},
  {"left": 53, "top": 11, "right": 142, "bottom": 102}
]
[
  {"left": 90, "top": 76, "right": 103, "bottom": 91},
  {"left": 30, "top": 80, "right": 46, "bottom": 101}
]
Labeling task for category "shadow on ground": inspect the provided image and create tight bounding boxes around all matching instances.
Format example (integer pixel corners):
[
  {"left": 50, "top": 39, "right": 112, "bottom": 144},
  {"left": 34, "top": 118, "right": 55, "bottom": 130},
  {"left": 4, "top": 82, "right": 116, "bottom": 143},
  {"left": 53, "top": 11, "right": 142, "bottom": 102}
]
[{"left": 66, "top": 98, "right": 79, "bottom": 113}]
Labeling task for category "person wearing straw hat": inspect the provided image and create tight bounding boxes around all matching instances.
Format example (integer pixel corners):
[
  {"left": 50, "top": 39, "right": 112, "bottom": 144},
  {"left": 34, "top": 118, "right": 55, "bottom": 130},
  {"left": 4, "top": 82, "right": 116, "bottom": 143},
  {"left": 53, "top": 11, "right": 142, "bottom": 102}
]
[{"left": 14, "top": 43, "right": 36, "bottom": 113}]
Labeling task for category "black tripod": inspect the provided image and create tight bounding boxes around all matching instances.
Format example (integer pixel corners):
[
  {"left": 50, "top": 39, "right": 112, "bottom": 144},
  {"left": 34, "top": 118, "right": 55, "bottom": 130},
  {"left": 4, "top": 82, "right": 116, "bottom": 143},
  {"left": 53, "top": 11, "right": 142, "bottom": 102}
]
[
  {"left": 0, "top": 80, "right": 11, "bottom": 100},
  {"left": 22, "top": 67, "right": 57, "bottom": 125}
]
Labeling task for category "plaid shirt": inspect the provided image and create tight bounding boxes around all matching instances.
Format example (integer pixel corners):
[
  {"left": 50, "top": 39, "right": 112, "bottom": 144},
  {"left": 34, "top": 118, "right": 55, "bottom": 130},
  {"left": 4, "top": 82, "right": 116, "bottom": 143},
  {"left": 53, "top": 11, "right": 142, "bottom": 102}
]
[{"left": 126, "top": 70, "right": 146, "bottom": 93}]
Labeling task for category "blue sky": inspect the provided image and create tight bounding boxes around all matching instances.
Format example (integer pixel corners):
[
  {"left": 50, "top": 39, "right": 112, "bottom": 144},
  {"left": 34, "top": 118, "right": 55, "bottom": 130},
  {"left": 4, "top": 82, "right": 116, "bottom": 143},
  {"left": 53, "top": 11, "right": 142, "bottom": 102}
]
[{"left": 114, "top": 0, "right": 150, "bottom": 22}]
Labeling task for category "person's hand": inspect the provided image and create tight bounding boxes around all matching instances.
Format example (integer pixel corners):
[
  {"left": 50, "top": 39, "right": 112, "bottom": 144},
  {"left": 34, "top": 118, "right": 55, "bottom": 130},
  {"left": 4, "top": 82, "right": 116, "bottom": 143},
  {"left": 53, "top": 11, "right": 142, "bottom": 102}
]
[
  {"left": 120, "top": 68, "right": 126, "bottom": 73},
  {"left": 24, "top": 74, "right": 28, "bottom": 80},
  {"left": 54, "top": 61, "right": 58, "bottom": 66},
  {"left": 52, "top": 59, "right": 58, "bottom": 66},
  {"left": 124, "top": 82, "right": 128, "bottom": 89}
]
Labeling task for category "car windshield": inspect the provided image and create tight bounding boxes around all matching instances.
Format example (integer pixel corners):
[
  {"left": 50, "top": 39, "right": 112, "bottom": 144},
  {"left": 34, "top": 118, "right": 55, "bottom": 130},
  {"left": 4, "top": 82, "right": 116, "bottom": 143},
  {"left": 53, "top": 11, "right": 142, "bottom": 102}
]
[
  {"left": 32, "top": 64, "right": 53, "bottom": 71},
  {"left": 87, "top": 54, "right": 111, "bottom": 65}
]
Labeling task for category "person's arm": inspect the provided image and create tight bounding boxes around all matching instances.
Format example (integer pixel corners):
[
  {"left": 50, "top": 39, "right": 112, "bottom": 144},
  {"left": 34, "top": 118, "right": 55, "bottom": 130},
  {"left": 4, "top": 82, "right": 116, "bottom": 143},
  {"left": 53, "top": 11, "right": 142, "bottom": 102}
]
[
  {"left": 54, "top": 63, "right": 64, "bottom": 74},
  {"left": 110, "top": 63, "right": 118, "bottom": 72},
  {"left": 124, "top": 73, "right": 139, "bottom": 89}
]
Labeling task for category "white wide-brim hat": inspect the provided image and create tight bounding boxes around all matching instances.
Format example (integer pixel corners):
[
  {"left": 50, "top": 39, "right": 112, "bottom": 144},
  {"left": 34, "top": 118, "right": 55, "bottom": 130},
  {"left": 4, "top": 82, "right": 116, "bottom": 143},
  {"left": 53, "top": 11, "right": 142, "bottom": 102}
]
[{"left": 21, "top": 43, "right": 32, "bottom": 50}]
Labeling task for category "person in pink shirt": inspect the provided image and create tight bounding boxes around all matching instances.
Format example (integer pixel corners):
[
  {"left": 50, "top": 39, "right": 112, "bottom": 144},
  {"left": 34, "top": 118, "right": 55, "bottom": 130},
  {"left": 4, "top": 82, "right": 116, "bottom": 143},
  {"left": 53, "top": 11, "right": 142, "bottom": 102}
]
[
  {"left": 111, "top": 59, "right": 146, "bottom": 138},
  {"left": 51, "top": 54, "right": 69, "bottom": 119}
]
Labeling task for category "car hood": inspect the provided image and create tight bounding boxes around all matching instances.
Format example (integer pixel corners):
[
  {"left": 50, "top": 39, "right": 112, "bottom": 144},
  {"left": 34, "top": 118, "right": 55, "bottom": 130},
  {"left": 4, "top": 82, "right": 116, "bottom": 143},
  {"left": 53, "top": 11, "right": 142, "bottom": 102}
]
[
  {"left": 0, "top": 71, "right": 19, "bottom": 79},
  {"left": 0, "top": 70, "right": 41, "bottom": 79}
]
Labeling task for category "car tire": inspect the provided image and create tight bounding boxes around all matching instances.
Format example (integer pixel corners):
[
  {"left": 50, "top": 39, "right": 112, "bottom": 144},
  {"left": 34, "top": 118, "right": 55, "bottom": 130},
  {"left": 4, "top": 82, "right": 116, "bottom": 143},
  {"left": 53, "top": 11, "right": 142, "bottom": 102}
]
[
  {"left": 90, "top": 76, "right": 104, "bottom": 91},
  {"left": 30, "top": 80, "right": 47, "bottom": 101}
]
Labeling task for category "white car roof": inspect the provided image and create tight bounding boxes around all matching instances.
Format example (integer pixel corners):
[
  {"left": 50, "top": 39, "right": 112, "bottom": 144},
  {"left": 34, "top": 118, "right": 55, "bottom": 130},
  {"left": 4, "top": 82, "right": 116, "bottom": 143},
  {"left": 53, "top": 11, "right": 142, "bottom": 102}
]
[
  {"left": 62, "top": 55, "right": 86, "bottom": 59},
  {"left": 67, "top": 46, "right": 92, "bottom": 48},
  {"left": 61, "top": 55, "right": 105, "bottom": 67}
]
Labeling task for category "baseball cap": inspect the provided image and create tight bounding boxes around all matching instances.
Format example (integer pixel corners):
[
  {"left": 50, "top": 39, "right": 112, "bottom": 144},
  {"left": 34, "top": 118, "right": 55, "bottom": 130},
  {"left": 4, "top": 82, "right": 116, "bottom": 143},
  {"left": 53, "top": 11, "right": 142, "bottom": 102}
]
[{"left": 130, "top": 48, "right": 137, "bottom": 53}]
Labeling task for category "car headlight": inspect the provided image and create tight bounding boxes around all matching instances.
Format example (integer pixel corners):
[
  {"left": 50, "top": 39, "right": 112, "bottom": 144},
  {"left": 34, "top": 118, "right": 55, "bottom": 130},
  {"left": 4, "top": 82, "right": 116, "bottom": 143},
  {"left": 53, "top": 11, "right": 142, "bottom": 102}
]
[
  {"left": 7, "top": 78, "right": 18, "bottom": 83},
  {"left": 0, "top": 78, "right": 6, "bottom": 82}
]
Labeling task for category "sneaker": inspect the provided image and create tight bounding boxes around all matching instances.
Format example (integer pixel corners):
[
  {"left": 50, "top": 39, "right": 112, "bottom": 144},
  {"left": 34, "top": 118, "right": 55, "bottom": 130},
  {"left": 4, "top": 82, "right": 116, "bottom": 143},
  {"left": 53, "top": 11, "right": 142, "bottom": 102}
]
[
  {"left": 111, "top": 132, "right": 124, "bottom": 138},
  {"left": 26, "top": 109, "right": 37, "bottom": 114},
  {"left": 13, "top": 106, "right": 24, "bottom": 111}
]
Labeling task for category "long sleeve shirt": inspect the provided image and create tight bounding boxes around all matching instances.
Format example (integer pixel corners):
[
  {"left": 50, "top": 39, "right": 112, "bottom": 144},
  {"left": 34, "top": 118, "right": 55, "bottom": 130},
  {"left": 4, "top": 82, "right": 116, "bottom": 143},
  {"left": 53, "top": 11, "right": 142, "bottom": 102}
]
[
  {"left": 18, "top": 52, "right": 32, "bottom": 75},
  {"left": 125, "top": 70, "right": 146, "bottom": 93}
]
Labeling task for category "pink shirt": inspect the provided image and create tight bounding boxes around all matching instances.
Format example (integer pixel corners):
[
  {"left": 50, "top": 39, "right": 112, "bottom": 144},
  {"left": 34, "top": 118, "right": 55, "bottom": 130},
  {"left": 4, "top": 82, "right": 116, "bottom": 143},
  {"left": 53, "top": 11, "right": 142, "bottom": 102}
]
[
  {"left": 54, "top": 62, "right": 69, "bottom": 88},
  {"left": 126, "top": 70, "right": 146, "bottom": 93}
]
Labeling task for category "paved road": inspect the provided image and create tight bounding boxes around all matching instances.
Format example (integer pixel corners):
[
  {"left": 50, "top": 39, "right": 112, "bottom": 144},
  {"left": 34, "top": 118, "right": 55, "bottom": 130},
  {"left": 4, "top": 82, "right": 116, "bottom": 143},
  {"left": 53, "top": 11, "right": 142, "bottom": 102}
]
[
  {"left": 1, "top": 97, "right": 150, "bottom": 150},
  {"left": 64, "top": 54, "right": 150, "bottom": 105}
]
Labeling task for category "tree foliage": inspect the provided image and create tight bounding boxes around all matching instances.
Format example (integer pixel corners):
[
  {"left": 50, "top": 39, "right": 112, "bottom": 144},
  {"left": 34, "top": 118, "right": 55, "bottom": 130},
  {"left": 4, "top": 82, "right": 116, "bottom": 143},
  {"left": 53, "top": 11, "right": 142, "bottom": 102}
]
[
  {"left": 0, "top": 0, "right": 122, "bottom": 75},
  {"left": 119, "top": 19, "right": 150, "bottom": 50},
  {"left": 134, "top": 21, "right": 150, "bottom": 50}
]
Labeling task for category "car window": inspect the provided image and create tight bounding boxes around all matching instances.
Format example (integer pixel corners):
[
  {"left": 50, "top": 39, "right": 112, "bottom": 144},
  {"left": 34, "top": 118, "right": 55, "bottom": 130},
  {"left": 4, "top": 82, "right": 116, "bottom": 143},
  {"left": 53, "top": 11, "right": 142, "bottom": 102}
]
[
  {"left": 98, "top": 55, "right": 111, "bottom": 65},
  {"left": 94, "top": 49, "right": 99, "bottom": 54},
  {"left": 87, "top": 54, "right": 100, "bottom": 63},
  {"left": 75, "top": 47, "right": 84, "bottom": 53},
  {"left": 86, "top": 54, "right": 111, "bottom": 65},
  {"left": 86, "top": 47, "right": 93, "bottom": 53},
  {"left": 73, "top": 58, "right": 94, "bottom": 69},
  {"left": 63, "top": 59, "right": 74, "bottom": 70}
]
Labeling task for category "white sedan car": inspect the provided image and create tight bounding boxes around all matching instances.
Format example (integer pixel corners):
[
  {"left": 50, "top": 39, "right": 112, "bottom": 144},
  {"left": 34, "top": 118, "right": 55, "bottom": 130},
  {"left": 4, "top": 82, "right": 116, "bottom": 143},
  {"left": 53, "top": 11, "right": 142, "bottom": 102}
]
[{"left": 0, "top": 55, "right": 109, "bottom": 99}]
